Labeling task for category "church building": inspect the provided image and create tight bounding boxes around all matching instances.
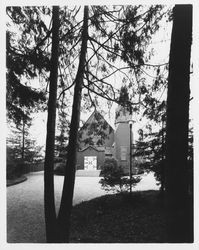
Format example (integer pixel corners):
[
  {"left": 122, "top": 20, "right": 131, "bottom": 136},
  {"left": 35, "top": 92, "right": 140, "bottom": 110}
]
[{"left": 76, "top": 104, "right": 133, "bottom": 175}]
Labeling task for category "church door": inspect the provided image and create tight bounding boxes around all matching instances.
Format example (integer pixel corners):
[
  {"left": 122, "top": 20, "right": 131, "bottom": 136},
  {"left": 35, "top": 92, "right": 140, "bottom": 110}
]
[{"left": 84, "top": 156, "right": 97, "bottom": 170}]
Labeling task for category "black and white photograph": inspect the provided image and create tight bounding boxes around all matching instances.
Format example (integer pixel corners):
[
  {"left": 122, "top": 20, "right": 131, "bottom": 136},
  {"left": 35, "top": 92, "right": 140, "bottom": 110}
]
[{"left": 1, "top": 0, "right": 199, "bottom": 247}]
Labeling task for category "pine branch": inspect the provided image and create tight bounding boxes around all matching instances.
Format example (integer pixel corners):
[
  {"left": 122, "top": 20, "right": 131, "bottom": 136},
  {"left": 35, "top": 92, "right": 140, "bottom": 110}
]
[
  {"left": 83, "top": 80, "right": 116, "bottom": 104},
  {"left": 34, "top": 29, "right": 52, "bottom": 51},
  {"left": 89, "top": 36, "right": 121, "bottom": 60},
  {"left": 83, "top": 77, "right": 140, "bottom": 106},
  {"left": 86, "top": 22, "right": 126, "bottom": 65},
  {"left": 86, "top": 69, "right": 116, "bottom": 99},
  {"left": 89, "top": 38, "right": 132, "bottom": 83},
  {"left": 89, "top": 35, "right": 169, "bottom": 70},
  {"left": 60, "top": 20, "right": 83, "bottom": 42}
]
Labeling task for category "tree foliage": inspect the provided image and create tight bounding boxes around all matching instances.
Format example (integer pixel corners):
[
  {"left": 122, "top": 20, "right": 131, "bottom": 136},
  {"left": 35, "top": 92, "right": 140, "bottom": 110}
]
[
  {"left": 134, "top": 127, "right": 166, "bottom": 188},
  {"left": 6, "top": 5, "right": 171, "bottom": 127},
  {"left": 100, "top": 158, "right": 141, "bottom": 193},
  {"left": 6, "top": 7, "right": 49, "bottom": 124},
  {"left": 55, "top": 95, "right": 70, "bottom": 159}
]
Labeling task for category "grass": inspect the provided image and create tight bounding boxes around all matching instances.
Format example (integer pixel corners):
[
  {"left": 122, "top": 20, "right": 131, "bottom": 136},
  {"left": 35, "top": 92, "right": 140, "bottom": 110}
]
[{"left": 70, "top": 190, "right": 167, "bottom": 243}]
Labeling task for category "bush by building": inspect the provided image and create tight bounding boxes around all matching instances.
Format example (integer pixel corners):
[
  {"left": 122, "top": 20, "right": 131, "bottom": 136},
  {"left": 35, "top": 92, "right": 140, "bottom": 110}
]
[{"left": 99, "top": 158, "right": 141, "bottom": 193}]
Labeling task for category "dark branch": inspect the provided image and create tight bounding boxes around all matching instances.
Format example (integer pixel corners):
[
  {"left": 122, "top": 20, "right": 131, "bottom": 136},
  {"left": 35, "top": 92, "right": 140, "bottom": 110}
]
[{"left": 58, "top": 80, "right": 75, "bottom": 100}]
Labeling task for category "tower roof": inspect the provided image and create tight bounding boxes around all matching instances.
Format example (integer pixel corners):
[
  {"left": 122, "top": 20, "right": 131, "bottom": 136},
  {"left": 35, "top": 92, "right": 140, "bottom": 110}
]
[{"left": 115, "top": 105, "right": 132, "bottom": 125}]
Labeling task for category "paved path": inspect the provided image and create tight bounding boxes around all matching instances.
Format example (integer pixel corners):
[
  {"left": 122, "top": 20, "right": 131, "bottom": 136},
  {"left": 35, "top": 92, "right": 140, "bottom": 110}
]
[{"left": 7, "top": 171, "right": 159, "bottom": 243}]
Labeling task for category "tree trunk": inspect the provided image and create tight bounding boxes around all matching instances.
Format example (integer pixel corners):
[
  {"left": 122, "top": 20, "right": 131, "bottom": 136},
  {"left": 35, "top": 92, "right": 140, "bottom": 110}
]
[
  {"left": 165, "top": 5, "right": 193, "bottom": 242},
  {"left": 44, "top": 6, "right": 60, "bottom": 243},
  {"left": 21, "top": 117, "right": 25, "bottom": 161},
  {"left": 56, "top": 6, "right": 89, "bottom": 243},
  {"left": 160, "top": 117, "right": 165, "bottom": 193}
]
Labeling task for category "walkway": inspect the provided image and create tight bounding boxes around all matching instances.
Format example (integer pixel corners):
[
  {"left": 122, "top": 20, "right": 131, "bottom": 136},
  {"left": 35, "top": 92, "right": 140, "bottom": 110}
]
[{"left": 7, "top": 171, "right": 159, "bottom": 243}]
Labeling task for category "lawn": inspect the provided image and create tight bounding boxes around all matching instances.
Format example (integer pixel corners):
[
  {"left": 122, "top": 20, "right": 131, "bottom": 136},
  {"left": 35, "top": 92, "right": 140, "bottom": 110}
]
[{"left": 70, "top": 190, "right": 167, "bottom": 243}]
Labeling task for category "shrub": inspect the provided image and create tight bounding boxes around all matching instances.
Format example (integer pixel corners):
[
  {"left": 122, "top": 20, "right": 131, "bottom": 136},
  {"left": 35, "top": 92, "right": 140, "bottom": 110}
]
[
  {"left": 7, "top": 163, "right": 16, "bottom": 179},
  {"left": 6, "top": 162, "right": 26, "bottom": 179},
  {"left": 99, "top": 158, "right": 141, "bottom": 193}
]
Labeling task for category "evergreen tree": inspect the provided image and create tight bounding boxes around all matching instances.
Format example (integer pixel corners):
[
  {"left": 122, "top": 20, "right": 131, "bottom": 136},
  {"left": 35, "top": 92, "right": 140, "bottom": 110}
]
[
  {"left": 7, "top": 109, "right": 36, "bottom": 164},
  {"left": 82, "top": 5, "right": 169, "bottom": 111},
  {"left": 43, "top": 6, "right": 60, "bottom": 243},
  {"left": 6, "top": 7, "right": 48, "bottom": 125},
  {"left": 7, "top": 118, "right": 43, "bottom": 178},
  {"left": 134, "top": 124, "right": 166, "bottom": 192}
]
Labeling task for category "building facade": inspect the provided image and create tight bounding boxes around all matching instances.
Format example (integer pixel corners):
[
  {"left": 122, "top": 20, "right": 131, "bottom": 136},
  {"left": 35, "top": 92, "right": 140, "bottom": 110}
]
[{"left": 76, "top": 106, "right": 133, "bottom": 174}]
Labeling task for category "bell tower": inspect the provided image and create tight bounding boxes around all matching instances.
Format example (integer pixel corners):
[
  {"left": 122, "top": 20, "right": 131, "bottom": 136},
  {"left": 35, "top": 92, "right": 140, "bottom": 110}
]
[
  {"left": 115, "top": 105, "right": 132, "bottom": 126},
  {"left": 114, "top": 104, "right": 133, "bottom": 174}
]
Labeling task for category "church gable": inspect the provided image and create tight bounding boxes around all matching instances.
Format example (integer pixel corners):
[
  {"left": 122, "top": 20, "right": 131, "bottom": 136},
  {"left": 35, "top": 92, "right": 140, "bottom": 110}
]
[
  {"left": 78, "top": 110, "right": 114, "bottom": 150},
  {"left": 76, "top": 87, "right": 134, "bottom": 174}
]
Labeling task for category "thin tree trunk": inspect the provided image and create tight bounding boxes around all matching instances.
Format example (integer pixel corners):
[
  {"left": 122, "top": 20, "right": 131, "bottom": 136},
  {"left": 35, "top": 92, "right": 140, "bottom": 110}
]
[
  {"left": 44, "top": 6, "right": 60, "bottom": 243},
  {"left": 22, "top": 117, "right": 25, "bottom": 161},
  {"left": 129, "top": 123, "right": 132, "bottom": 193},
  {"left": 160, "top": 117, "right": 165, "bottom": 193},
  {"left": 57, "top": 6, "right": 89, "bottom": 243},
  {"left": 165, "top": 5, "right": 193, "bottom": 242}
]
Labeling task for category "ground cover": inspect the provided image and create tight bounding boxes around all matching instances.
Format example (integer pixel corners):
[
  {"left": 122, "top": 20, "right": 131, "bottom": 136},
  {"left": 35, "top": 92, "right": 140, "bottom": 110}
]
[{"left": 70, "top": 190, "right": 167, "bottom": 243}]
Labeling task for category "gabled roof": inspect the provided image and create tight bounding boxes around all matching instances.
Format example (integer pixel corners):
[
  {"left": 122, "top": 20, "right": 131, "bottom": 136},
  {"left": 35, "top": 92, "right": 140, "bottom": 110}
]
[
  {"left": 78, "top": 145, "right": 104, "bottom": 152},
  {"left": 79, "top": 109, "right": 114, "bottom": 133}
]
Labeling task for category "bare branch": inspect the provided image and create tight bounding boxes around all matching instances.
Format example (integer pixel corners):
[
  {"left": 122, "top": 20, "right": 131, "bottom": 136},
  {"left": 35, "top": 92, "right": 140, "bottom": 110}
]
[
  {"left": 72, "top": 6, "right": 81, "bottom": 19},
  {"left": 85, "top": 68, "right": 96, "bottom": 109},
  {"left": 58, "top": 80, "right": 75, "bottom": 100},
  {"left": 86, "top": 69, "right": 116, "bottom": 99},
  {"left": 34, "top": 29, "right": 52, "bottom": 51},
  {"left": 60, "top": 19, "right": 83, "bottom": 42},
  {"left": 89, "top": 36, "right": 121, "bottom": 60},
  {"left": 89, "top": 38, "right": 132, "bottom": 83},
  {"left": 83, "top": 80, "right": 116, "bottom": 103},
  {"left": 83, "top": 79, "right": 140, "bottom": 107},
  {"left": 86, "top": 22, "right": 126, "bottom": 65}
]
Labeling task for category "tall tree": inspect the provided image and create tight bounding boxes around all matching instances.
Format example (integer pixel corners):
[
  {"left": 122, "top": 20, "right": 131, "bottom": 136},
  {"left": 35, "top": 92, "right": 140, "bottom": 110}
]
[
  {"left": 6, "top": 7, "right": 48, "bottom": 125},
  {"left": 43, "top": 6, "right": 60, "bottom": 243},
  {"left": 7, "top": 118, "right": 31, "bottom": 162},
  {"left": 56, "top": 6, "right": 89, "bottom": 243},
  {"left": 165, "top": 5, "right": 193, "bottom": 242}
]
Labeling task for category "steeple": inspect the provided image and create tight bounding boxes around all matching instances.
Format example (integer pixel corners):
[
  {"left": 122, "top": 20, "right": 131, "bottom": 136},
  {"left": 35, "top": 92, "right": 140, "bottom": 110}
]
[
  {"left": 115, "top": 85, "right": 132, "bottom": 125},
  {"left": 113, "top": 86, "right": 133, "bottom": 174},
  {"left": 115, "top": 105, "right": 132, "bottom": 125}
]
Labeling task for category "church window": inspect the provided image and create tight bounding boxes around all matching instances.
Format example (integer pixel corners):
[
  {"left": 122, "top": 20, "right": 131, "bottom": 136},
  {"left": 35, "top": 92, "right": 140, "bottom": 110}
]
[{"left": 120, "top": 146, "right": 128, "bottom": 161}]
